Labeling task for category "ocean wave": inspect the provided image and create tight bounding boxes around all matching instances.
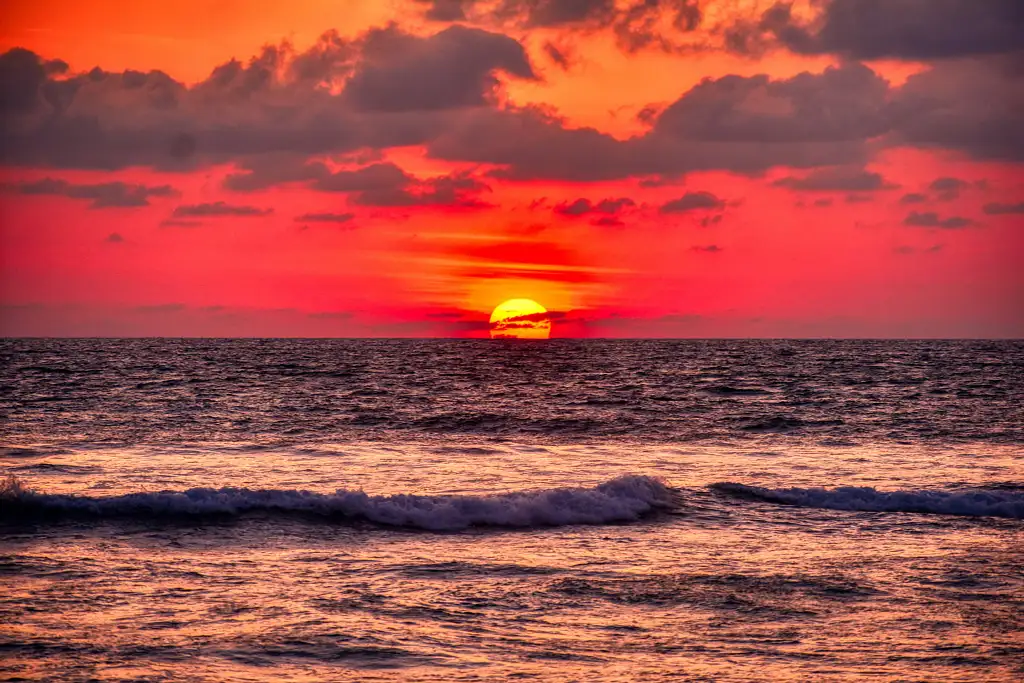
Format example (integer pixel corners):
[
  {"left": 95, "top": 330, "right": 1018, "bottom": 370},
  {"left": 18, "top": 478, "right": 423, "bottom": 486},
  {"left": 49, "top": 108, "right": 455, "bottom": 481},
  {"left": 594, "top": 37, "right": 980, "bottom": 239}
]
[
  {"left": 0, "top": 475, "right": 679, "bottom": 531},
  {"left": 711, "top": 482, "right": 1024, "bottom": 519}
]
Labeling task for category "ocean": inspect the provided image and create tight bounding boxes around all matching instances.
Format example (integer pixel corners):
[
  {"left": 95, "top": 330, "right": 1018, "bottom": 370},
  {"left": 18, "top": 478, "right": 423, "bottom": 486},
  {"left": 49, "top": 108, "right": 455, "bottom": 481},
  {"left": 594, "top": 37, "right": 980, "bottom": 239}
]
[{"left": 1, "top": 339, "right": 1022, "bottom": 681}]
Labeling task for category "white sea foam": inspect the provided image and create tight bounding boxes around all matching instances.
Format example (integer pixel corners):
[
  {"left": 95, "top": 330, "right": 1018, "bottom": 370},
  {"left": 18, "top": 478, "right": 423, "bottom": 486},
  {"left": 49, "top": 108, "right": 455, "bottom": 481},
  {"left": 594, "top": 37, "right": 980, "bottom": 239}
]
[
  {"left": 711, "top": 482, "right": 1024, "bottom": 519},
  {"left": 0, "top": 475, "right": 678, "bottom": 530}
]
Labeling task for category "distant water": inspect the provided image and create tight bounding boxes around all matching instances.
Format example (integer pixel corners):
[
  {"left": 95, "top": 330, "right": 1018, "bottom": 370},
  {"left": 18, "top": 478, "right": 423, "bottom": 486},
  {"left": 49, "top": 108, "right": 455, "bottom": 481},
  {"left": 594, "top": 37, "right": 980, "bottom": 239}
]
[{"left": 2, "top": 339, "right": 1022, "bottom": 681}]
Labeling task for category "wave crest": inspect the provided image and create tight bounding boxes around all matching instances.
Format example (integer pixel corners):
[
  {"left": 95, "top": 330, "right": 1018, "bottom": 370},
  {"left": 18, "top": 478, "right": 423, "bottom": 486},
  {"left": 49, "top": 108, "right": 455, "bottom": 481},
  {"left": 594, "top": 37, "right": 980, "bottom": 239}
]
[
  {"left": 711, "top": 482, "right": 1024, "bottom": 519},
  {"left": 0, "top": 475, "right": 679, "bottom": 531}
]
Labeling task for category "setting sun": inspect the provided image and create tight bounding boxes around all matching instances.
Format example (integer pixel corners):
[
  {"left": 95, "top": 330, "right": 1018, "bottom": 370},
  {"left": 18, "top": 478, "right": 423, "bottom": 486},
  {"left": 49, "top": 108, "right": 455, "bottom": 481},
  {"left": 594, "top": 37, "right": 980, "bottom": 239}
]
[{"left": 489, "top": 299, "right": 552, "bottom": 339}]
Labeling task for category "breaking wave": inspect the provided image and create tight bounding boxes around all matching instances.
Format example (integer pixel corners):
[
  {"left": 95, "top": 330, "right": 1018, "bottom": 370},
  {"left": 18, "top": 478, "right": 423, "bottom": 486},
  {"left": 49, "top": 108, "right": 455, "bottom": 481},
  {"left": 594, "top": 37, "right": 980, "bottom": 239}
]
[
  {"left": 0, "top": 475, "right": 679, "bottom": 531},
  {"left": 711, "top": 482, "right": 1024, "bottom": 519}
]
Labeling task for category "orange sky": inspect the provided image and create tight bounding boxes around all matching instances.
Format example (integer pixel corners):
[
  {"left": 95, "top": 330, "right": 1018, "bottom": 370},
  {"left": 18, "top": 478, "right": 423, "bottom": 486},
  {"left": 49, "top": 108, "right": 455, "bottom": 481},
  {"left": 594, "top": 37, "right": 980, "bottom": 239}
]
[{"left": 1, "top": 0, "right": 1022, "bottom": 337}]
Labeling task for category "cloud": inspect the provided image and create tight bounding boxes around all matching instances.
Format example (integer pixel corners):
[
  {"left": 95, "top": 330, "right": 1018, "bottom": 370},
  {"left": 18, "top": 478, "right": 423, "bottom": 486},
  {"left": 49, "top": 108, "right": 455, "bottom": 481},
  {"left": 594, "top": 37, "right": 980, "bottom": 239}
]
[
  {"left": 172, "top": 202, "right": 272, "bottom": 217},
  {"left": 13, "top": 177, "right": 176, "bottom": 208},
  {"left": 929, "top": 176, "right": 969, "bottom": 201},
  {"left": 661, "top": 191, "right": 724, "bottom": 213},
  {"left": 105, "top": 232, "right": 124, "bottom": 243},
  {"left": 812, "top": 198, "right": 833, "bottom": 207},
  {"left": 773, "top": 166, "right": 897, "bottom": 192},
  {"left": 2, "top": 29, "right": 1020, "bottom": 184},
  {"left": 415, "top": 0, "right": 704, "bottom": 54},
  {"left": 895, "top": 243, "right": 944, "bottom": 255},
  {"left": 890, "top": 56, "right": 1024, "bottom": 162},
  {"left": 903, "top": 211, "right": 974, "bottom": 229},
  {"left": 414, "top": 0, "right": 474, "bottom": 21},
  {"left": 983, "top": 202, "right": 1024, "bottom": 215},
  {"left": 160, "top": 218, "right": 203, "bottom": 228},
  {"left": 726, "top": 0, "right": 1024, "bottom": 61},
  {"left": 0, "top": 26, "right": 534, "bottom": 170},
  {"left": 900, "top": 193, "right": 927, "bottom": 204},
  {"left": 553, "top": 196, "right": 635, "bottom": 217},
  {"left": 343, "top": 25, "right": 535, "bottom": 112},
  {"left": 315, "top": 162, "right": 491, "bottom": 208},
  {"left": 224, "top": 155, "right": 329, "bottom": 192},
  {"left": 543, "top": 42, "right": 571, "bottom": 70},
  {"left": 295, "top": 212, "right": 356, "bottom": 223},
  {"left": 692, "top": 244, "right": 723, "bottom": 253}
]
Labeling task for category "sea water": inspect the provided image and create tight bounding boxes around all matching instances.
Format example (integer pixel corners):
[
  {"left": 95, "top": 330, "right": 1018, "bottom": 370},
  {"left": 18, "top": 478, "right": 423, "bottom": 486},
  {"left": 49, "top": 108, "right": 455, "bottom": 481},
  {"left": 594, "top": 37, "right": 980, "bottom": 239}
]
[{"left": 1, "top": 339, "right": 1022, "bottom": 681}]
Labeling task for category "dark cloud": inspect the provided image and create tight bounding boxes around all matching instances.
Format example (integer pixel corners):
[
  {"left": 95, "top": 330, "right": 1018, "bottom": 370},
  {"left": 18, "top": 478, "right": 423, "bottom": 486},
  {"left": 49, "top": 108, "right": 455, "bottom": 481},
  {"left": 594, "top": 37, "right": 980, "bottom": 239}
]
[
  {"left": 929, "top": 176, "right": 969, "bottom": 201},
  {"left": 900, "top": 193, "right": 927, "bottom": 205},
  {"left": 413, "top": 0, "right": 474, "bottom": 21},
  {"left": 160, "top": 218, "right": 203, "bottom": 228},
  {"left": 699, "top": 214, "right": 723, "bottom": 227},
  {"left": 543, "top": 42, "right": 572, "bottom": 70},
  {"left": 983, "top": 202, "right": 1024, "bottom": 215},
  {"left": 813, "top": 198, "right": 833, "bottom": 207},
  {"left": 343, "top": 25, "right": 535, "bottom": 112},
  {"left": 105, "top": 232, "right": 124, "bottom": 243},
  {"left": 416, "top": 0, "right": 703, "bottom": 54},
  {"left": 903, "top": 211, "right": 974, "bottom": 229},
  {"left": 692, "top": 244, "right": 723, "bottom": 253},
  {"left": 553, "top": 196, "right": 635, "bottom": 216},
  {"left": 0, "top": 26, "right": 532, "bottom": 170},
  {"left": 172, "top": 202, "right": 272, "bottom": 217},
  {"left": 727, "top": 0, "right": 1024, "bottom": 61},
  {"left": 888, "top": 56, "right": 1024, "bottom": 162},
  {"left": 895, "top": 243, "right": 944, "bottom": 255},
  {"left": 2, "top": 26, "right": 1020, "bottom": 184},
  {"left": 13, "top": 177, "right": 176, "bottom": 208},
  {"left": 661, "top": 191, "right": 724, "bottom": 213},
  {"left": 224, "top": 155, "right": 329, "bottom": 192},
  {"left": 773, "top": 167, "right": 897, "bottom": 192},
  {"left": 591, "top": 216, "right": 625, "bottom": 227},
  {"left": 846, "top": 194, "right": 872, "bottom": 203},
  {"left": 295, "top": 212, "right": 356, "bottom": 223},
  {"left": 336, "top": 168, "right": 493, "bottom": 208},
  {"left": 314, "top": 162, "right": 413, "bottom": 194}
]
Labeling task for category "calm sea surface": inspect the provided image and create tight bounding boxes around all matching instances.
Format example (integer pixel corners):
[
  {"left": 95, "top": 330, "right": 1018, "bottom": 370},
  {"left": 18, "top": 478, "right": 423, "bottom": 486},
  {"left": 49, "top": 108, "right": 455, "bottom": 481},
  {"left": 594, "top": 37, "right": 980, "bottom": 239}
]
[{"left": 2, "top": 339, "right": 1022, "bottom": 681}]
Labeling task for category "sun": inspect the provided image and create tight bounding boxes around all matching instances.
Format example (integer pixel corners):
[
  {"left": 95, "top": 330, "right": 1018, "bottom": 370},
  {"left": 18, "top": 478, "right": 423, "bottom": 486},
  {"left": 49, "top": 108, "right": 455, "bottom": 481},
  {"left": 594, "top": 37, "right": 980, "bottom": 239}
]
[{"left": 489, "top": 299, "right": 552, "bottom": 339}]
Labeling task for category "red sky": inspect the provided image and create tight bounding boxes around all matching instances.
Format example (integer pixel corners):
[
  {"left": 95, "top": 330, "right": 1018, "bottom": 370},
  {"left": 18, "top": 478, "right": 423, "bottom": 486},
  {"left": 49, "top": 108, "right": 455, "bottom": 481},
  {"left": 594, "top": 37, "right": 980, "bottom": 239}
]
[{"left": 1, "top": 0, "right": 1022, "bottom": 337}]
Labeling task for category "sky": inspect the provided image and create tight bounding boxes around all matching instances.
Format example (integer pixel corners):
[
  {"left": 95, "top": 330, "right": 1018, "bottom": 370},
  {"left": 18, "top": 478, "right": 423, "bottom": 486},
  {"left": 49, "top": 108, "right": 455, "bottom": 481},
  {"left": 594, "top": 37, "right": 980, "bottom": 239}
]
[{"left": 1, "top": 0, "right": 1022, "bottom": 338}]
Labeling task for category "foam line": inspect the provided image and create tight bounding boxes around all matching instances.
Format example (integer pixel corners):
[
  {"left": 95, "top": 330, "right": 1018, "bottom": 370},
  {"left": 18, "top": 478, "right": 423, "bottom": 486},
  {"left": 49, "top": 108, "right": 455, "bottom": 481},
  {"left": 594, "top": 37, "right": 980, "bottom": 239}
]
[
  {"left": 0, "top": 475, "right": 678, "bottom": 530},
  {"left": 711, "top": 482, "right": 1024, "bottom": 519}
]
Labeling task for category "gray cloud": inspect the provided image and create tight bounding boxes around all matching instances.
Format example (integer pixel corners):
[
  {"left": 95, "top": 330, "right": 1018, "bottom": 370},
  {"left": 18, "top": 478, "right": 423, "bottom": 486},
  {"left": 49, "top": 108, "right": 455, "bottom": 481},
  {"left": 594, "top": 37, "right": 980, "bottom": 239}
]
[
  {"left": 343, "top": 25, "right": 536, "bottom": 112},
  {"left": 895, "top": 243, "right": 944, "bottom": 255},
  {"left": 773, "top": 166, "right": 897, "bottom": 192},
  {"left": 900, "top": 193, "right": 927, "bottom": 204},
  {"left": 553, "top": 196, "right": 635, "bottom": 216},
  {"left": 172, "top": 202, "right": 272, "bottom": 217},
  {"left": 661, "top": 191, "right": 724, "bottom": 213},
  {"left": 2, "top": 26, "right": 1021, "bottom": 184},
  {"left": 105, "top": 232, "right": 124, "bottom": 243},
  {"left": 224, "top": 155, "right": 330, "bottom": 192},
  {"left": 903, "top": 211, "right": 973, "bottom": 229},
  {"left": 314, "top": 163, "right": 492, "bottom": 208},
  {"left": 983, "top": 202, "right": 1024, "bottom": 215},
  {"left": 929, "top": 176, "right": 969, "bottom": 201},
  {"left": 415, "top": 0, "right": 703, "bottom": 53},
  {"left": 13, "top": 177, "right": 176, "bottom": 208},
  {"left": 727, "top": 0, "right": 1024, "bottom": 61},
  {"left": 295, "top": 212, "right": 356, "bottom": 223},
  {"left": 692, "top": 244, "right": 723, "bottom": 253}
]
